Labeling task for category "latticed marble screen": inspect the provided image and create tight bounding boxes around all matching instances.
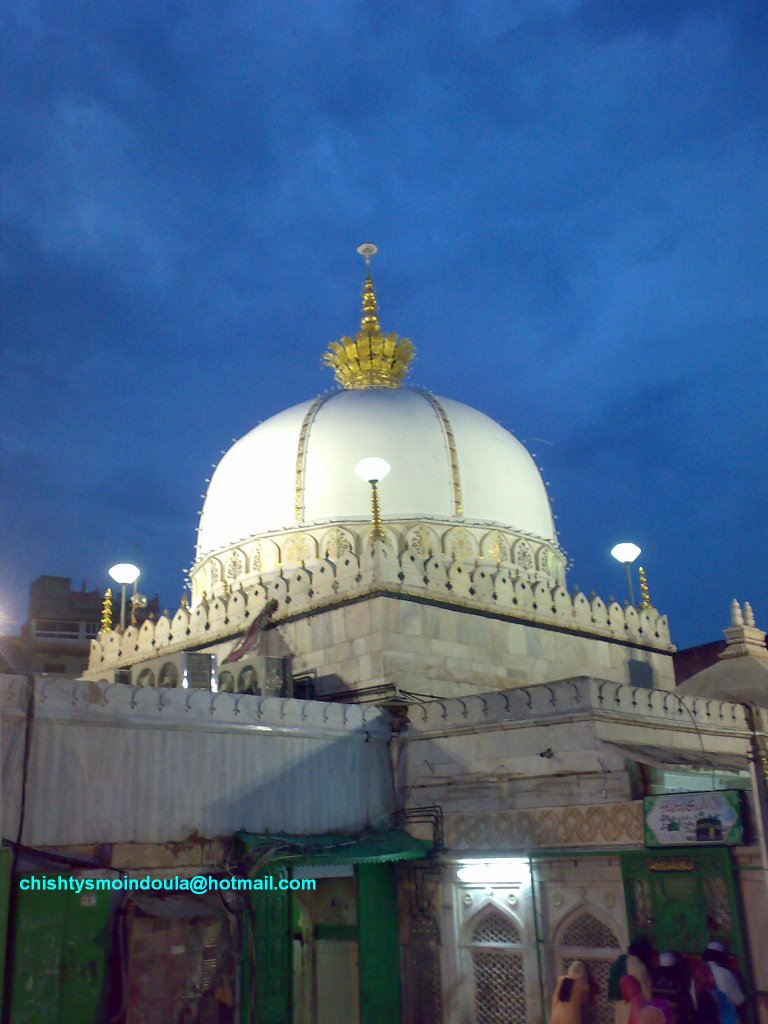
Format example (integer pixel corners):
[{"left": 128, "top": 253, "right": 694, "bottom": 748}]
[
  {"left": 405, "top": 914, "right": 442, "bottom": 1024},
  {"left": 561, "top": 912, "right": 620, "bottom": 950},
  {"left": 472, "top": 911, "right": 520, "bottom": 945},
  {"left": 470, "top": 910, "right": 527, "bottom": 1024},
  {"left": 473, "top": 951, "right": 527, "bottom": 1024}
]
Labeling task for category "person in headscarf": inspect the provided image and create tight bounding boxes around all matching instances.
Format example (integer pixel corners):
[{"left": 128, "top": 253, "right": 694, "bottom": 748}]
[
  {"left": 610, "top": 941, "right": 655, "bottom": 1024},
  {"left": 551, "top": 960, "right": 591, "bottom": 1024},
  {"left": 620, "top": 974, "right": 674, "bottom": 1024}
]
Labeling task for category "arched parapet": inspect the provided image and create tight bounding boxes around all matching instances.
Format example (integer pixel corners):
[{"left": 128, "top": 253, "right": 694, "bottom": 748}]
[
  {"left": 283, "top": 531, "right": 318, "bottom": 566},
  {"left": 321, "top": 526, "right": 355, "bottom": 561},
  {"left": 244, "top": 541, "right": 261, "bottom": 576},
  {"left": 207, "top": 557, "right": 223, "bottom": 593},
  {"left": 359, "top": 528, "right": 397, "bottom": 561},
  {"left": 405, "top": 523, "right": 440, "bottom": 559},
  {"left": 102, "top": 629, "right": 122, "bottom": 660},
  {"left": 491, "top": 568, "right": 514, "bottom": 610},
  {"left": 447, "top": 560, "right": 472, "bottom": 599},
  {"left": 512, "top": 538, "right": 536, "bottom": 576},
  {"left": 311, "top": 560, "right": 338, "bottom": 602},
  {"left": 171, "top": 605, "right": 191, "bottom": 638},
  {"left": 551, "top": 585, "right": 573, "bottom": 619},
  {"left": 537, "top": 544, "right": 551, "bottom": 575},
  {"left": 469, "top": 564, "right": 494, "bottom": 602},
  {"left": 623, "top": 605, "right": 640, "bottom": 639},
  {"left": 512, "top": 578, "right": 535, "bottom": 615},
  {"left": 479, "top": 529, "right": 511, "bottom": 566},
  {"left": 136, "top": 618, "right": 156, "bottom": 655},
  {"left": 154, "top": 613, "right": 172, "bottom": 646},
  {"left": 225, "top": 586, "right": 249, "bottom": 627},
  {"left": 224, "top": 548, "right": 247, "bottom": 583},
  {"left": 655, "top": 613, "right": 671, "bottom": 645},
  {"left": 207, "top": 594, "right": 230, "bottom": 632},
  {"left": 638, "top": 608, "right": 656, "bottom": 636},
  {"left": 422, "top": 556, "right": 448, "bottom": 596},
  {"left": 334, "top": 549, "right": 362, "bottom": 585},
  {"left": 443, "top": 525, "right": 477, "bottom": 564},
  {"left": 590, "top": 594, "right": 608, "bottom": 629},
  {"left": 259, "top": 539, "right": 281, "bottom": 572},
  {"left": 606, "top": 600, "right": 625, "bottom": 633},
  {"left": 530, "top": 580, "right": 553, "bottom": 619},
  {"left": 572, "top": 590, "right": 592, "bottom": 627},
  {"left": 266, "top": 574, "right": 289, "bottom": 604},
  {"left": 120, "top": 625, "right": 139, "bottom": 657},
  {"left": 397, "top": 548, "right": 427, "bottom": 590},
  {"left": 286, "top": 566, "right": 313, "bottom": 606},
  {"left": 192, "top": 599, "right": 210, "bottom": 633}
]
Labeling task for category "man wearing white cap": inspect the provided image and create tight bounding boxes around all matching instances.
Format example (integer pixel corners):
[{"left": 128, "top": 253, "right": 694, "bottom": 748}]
[{"left": 703, "top": 942, "right": 745, "bottom": 1012}]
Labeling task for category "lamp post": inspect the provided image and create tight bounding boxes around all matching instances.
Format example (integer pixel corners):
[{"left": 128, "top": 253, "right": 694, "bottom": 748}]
[
  {"left": 355, "top": 458, "right": 391, "bottom": 541},
  {"left": 108, "top": 563, "right": 141, "bottom": 631},
  {"left": 610, "top": 543, "right": 641, "bottom": 607}
]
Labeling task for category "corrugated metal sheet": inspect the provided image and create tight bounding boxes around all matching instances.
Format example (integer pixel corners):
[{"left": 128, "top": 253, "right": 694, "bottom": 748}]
[{"left": 1, "top": 676, "right": 394, "bottom": 846}]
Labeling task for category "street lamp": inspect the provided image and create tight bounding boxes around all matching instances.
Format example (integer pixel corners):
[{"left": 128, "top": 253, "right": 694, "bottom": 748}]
[
  {"left": 355, "top": 458, "right": 391, "bottom": 541},
  {"left": 610, "top": 543, "right": 641, "bottom": 607},
  {"left": 108, "top": 563, "right": 141, "bottom": 631}
]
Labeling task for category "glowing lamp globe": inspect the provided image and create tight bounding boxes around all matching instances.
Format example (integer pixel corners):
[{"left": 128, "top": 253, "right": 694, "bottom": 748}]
[
  {"left": 610, "top": 543, "right": 641, "bottom": 564},
  {"left": 109, "top": 563, "right": 141, "bottom": 586},
  {"left": 355, "top": 457, "right": 391, "bottom": 484}
]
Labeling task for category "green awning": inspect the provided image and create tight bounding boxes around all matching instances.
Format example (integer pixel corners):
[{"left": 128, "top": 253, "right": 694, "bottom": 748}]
[{"left": 235, "top": 827, "right": 432, "bottom": 866}]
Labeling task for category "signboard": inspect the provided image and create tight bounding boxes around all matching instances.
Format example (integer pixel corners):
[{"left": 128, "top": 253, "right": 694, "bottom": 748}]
[{"left": 644, "top": 790, "right": 743, "bottom": 847}]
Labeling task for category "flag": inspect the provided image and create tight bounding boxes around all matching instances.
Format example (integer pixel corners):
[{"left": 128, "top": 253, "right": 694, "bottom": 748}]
[{"left": 222, "top": 599, "right": 279, "bottom": 664}]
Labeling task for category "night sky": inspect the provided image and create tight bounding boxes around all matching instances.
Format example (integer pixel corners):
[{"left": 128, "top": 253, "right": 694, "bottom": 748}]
[{"left": 2, "top": 1, "right": 766, "bottom": 648}]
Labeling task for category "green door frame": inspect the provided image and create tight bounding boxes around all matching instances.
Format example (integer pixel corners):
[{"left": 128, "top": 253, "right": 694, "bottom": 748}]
[{"left": 621, "top": 848, "right": 753, "bottom": 1021}]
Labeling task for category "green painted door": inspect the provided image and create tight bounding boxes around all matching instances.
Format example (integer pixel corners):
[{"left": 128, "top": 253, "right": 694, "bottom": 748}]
[
  {"left": 8, "top": 880, "right": 111, "bottom": 1024},
  {"left": 621, "top": 848, "right": 751, "bottom": 1020},
  {"left": 357, "top": 864, "right": 401, "bottom": 1024},
  {"left": 0, "top": 847, "right": 11, "bottom": 1020},
  {"left": 245, "top": 870, "right": 292, "bottom": 1024},
  {"left": 622, "top": 848, "right": 744, "bottom": 959}
]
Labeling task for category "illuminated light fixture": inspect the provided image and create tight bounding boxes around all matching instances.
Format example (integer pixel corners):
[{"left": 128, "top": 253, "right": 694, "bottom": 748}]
[
  {"left": 355, "top": 458, "right": 391, "bottom": 540},
  {"left": 456, "top": 858, "right": 530, "bottom": 886},
  {"left": 610, "top": 542, "right": 641, "bottom": 607},
  {"left": 109, "top": 563, "right": 141, "bottom": 632}
]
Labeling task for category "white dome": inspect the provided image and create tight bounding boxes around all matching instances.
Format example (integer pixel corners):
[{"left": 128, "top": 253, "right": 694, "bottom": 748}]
[{"left": 196, "top": 387, "right": 557, "bottom": 558}]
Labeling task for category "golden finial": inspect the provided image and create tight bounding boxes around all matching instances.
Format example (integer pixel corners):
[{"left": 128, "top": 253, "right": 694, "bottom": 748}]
[
  {"left": 638, "top": 566, "right": 651, "bottom": 608},
  {"left": 101, "top": 588, "right": 113, "bottom": 633},
  {"left": 180, "top": 591, "right": 189, "bottom": 609},
  {"left": 322, "top": 244, "right": 415, "bottom": 389}
]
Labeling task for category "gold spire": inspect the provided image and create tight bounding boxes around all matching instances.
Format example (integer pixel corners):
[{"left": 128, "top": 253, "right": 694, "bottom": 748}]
[
  {"left": 323, "top": 244, "right": 415, "bottom": 389},
  {"left": 101, "top": 588, "right": 113, "bottom": 633},
  {"left": 638, "top": 566, "right": 651, "bottom": 608}
]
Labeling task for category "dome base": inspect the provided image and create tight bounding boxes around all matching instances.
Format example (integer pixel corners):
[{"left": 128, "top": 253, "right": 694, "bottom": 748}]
[{"left": 190, "top": 518, "right": 567, "bottom": 602}]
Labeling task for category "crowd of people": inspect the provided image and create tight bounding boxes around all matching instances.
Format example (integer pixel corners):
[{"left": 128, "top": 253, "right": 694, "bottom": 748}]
[{"left": 550, "top": 938, "right": 746, "bottom": 1024}]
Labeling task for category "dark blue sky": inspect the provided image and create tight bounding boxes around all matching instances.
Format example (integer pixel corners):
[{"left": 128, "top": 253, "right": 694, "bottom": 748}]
[{"left": 2, "top": 1, "right": 766, "bottom": 647}]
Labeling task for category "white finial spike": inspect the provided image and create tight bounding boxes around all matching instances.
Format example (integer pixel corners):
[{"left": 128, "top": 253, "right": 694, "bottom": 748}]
[
  {"left": 730, "top": 599, "right": 743, "bottom": 626},
  {"left": 744, "top": 602, "right": 756, "bottom": 627}
]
